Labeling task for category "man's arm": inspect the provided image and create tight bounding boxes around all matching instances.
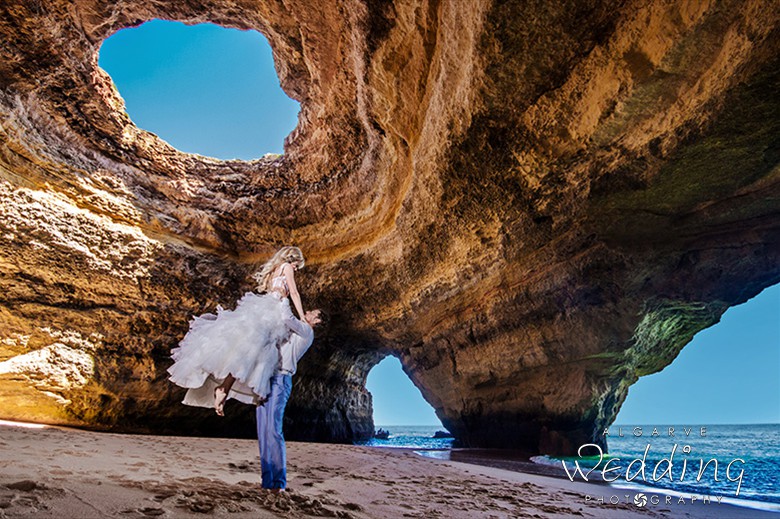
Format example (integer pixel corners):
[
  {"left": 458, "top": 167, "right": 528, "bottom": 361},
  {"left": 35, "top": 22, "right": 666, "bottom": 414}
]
[{"left": 284, "top": 312, "right": 313, "bottom": 342}]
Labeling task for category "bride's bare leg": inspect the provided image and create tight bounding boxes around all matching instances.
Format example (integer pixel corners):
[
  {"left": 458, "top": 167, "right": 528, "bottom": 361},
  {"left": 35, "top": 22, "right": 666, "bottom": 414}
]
[{"left": 214, "top": 374, "right": 235, "bottom": 416}]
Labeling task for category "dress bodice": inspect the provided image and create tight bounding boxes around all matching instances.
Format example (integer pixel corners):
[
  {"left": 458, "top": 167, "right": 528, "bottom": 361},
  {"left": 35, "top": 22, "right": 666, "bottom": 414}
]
[{"left": 270, "top": 271, "right": 289, "bottom": 295}]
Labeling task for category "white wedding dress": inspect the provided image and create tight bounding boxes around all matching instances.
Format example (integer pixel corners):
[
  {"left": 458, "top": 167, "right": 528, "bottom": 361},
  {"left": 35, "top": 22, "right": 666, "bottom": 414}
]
[{"left": 167, "top": 275, "right": 294, "bottom": 407}]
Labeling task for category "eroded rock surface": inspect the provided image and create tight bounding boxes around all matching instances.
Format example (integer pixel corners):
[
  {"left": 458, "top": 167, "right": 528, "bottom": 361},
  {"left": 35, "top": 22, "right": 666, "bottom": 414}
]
[{"left": 0, "top": 0, "right": 777, "bottom": 454}]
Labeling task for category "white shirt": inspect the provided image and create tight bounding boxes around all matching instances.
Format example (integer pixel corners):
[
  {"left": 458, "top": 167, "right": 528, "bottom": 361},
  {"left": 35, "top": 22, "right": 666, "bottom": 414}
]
[{"left": 277, "top": 313, "right": 314, "bottom": 375}]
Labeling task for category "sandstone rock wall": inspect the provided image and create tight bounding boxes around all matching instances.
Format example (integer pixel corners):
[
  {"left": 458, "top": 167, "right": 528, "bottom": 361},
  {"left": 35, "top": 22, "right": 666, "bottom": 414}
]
[{"left": 0, "top": 0, "right": 777, "bottom": 454}]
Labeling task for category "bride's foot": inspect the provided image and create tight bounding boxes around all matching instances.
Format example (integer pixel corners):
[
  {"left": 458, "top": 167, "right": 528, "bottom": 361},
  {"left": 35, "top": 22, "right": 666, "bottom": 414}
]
[{"left": 214, "top": 387, "right": 227, "bottom": 416}]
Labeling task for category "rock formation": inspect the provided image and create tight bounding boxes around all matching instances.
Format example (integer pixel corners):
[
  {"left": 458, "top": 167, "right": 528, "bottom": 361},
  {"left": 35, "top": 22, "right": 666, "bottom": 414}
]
[{"left": 0, "top": 0, "right": 777, "bottom": 455}]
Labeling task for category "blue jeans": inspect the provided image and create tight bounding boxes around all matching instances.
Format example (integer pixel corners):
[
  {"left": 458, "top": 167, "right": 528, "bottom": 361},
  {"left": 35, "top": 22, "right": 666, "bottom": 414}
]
[{"left": 256, "top": 373, "right": 292, "bottom": 489}]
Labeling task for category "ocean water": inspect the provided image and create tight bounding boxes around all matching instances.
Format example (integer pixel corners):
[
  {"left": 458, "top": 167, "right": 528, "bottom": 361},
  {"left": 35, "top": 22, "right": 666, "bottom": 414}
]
[
  {"left": 355, "top": 425, "right": 455, "bottom": 449},
  {"left": 357, "top": 424, "right": 780, "bottom": 508}
]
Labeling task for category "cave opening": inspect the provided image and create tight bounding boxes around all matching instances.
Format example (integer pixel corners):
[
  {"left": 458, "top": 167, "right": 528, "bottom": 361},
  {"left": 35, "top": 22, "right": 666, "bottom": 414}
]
[
  {"left": 97, "top": 19, "right": 299, "bottom": 160},
  {"left": 365, "top": 355, "right": 443, "bottom": 429},
  {"left": 616, "top": 283, "right": 780, "bottom": 426}
]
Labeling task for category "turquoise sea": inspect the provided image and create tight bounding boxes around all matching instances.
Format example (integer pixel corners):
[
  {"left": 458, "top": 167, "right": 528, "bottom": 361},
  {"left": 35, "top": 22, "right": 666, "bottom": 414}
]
[
  {"left": 356, "top": 425, "right": 455, "bottom": 449},
  {"left": 358, "top": 424, "right": 780, "bottom": 510}
]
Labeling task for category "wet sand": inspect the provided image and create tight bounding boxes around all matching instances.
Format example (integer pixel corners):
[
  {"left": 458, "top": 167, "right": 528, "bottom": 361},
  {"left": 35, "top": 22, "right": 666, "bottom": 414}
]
[{"left": 0, "top": 421, "right": 774, "bottom": 518}]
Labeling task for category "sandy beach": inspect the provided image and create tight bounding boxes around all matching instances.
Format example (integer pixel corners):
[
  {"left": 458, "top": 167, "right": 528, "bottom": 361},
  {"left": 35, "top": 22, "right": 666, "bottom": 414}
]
[{"left": 0, "top": 421, "right": 775, "bottom": 518}]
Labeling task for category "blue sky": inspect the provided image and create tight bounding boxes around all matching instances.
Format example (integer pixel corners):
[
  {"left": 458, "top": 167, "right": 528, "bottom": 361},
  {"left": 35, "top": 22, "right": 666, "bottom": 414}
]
[
  {"left": 615, "top": 283, "right": 780, "bottom": 425},
  {"left": 100, "top": 20, "right": 780, "bottom": 427},
  {"left": 366, "top": 356, "right": 442, "bottom": 426},
  {"left": 98, "top": 19, "right": 299, "bottom": 159}
]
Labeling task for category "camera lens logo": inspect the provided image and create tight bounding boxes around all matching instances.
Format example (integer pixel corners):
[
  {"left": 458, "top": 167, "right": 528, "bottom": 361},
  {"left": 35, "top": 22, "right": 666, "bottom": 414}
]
[{"left": 633, "top": 493, "right": 648, "bottom": 507}]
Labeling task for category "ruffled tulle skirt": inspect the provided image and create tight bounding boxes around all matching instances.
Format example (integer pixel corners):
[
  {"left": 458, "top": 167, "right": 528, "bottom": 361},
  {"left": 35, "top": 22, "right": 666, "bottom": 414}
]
[{"left": 167, "top": 291, "right": 292, "bottom": 407}]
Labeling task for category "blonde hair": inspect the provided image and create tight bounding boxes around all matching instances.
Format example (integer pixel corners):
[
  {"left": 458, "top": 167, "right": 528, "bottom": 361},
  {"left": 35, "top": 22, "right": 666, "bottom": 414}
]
[{"left": 252, "top": 246, "right": 305, "bottom": 292}]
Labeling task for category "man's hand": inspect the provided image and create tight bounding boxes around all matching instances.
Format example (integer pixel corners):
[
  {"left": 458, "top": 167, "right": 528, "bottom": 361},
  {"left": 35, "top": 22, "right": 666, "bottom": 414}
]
[{"left": 304, "top": 309, "right": 322, "bottom": 326}]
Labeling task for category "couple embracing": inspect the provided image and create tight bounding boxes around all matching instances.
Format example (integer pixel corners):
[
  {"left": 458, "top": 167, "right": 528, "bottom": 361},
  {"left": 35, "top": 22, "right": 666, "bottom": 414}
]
[{"left": 167, "top": 246, "right": 320, "bottom": 492}]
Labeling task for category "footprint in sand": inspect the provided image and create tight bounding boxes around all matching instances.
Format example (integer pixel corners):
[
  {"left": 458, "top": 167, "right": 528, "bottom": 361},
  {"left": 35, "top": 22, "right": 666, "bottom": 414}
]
[
  {"left": 128, "top": 506, "right": 165, "bottom": 517},
  {"left": 0, "top": 480, "right": 65, "bottom": 514},
  {"left": 5, "top": 481, "right": 41, "bottom": 492},
  {"left": 152, "top": 490, "right": 177, "bottom": 502}
]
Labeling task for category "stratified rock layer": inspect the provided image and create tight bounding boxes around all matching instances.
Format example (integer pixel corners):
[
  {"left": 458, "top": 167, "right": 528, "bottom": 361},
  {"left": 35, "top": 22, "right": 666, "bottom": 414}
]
[{"left": 0, "top": 0, "right": 778, "bottom": 454}]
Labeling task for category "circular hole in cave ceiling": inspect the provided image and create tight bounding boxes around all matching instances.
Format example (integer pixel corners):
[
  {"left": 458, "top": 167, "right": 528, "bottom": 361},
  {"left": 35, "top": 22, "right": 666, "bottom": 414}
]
[{"left": 98, "top": 19, "right": 300, "bottom": 161}]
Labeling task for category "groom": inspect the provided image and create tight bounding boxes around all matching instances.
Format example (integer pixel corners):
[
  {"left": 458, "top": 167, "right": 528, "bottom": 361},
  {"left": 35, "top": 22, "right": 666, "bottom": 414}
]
[{"left": 256, "top": 308, "right": 322, "bottom": 492}]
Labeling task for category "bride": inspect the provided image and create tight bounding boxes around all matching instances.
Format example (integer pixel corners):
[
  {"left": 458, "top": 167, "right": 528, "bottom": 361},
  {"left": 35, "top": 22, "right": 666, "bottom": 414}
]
[{"left": 167, "top": 246, "right": 309, "bottom": 415}]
